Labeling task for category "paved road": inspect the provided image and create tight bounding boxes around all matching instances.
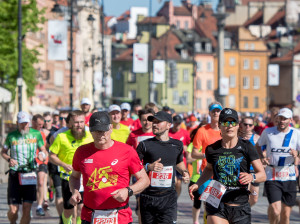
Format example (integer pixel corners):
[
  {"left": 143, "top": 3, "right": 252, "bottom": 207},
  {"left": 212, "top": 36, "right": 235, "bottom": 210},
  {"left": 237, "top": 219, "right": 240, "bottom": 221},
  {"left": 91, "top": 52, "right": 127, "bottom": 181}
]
[{"left": 0, "top": 182, "right": 299, "bottom": 223}]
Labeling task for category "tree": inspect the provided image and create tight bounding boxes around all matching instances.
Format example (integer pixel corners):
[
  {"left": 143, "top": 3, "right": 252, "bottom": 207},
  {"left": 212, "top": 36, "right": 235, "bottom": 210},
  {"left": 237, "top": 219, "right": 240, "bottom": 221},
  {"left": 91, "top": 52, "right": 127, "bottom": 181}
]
[{"left": 0, "top": 0, "right": 45, "bottom": 99}]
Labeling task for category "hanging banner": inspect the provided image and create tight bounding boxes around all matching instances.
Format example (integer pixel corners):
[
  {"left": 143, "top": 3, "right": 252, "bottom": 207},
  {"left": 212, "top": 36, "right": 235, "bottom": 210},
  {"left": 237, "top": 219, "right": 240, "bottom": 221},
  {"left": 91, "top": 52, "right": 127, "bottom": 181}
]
[
  {"left": 219, "top": 77, "right": 229, "bottom": 96},
  {"left": 133, "top": 43, "right": 148, "bottom": 73},
  {"left": 48, "top": 20, "right": 68, "bottom": 61},
  {"left": 268, "top": 64, "right": 280, "bottom": 86},
  {"left": 153, "top": 60, "right": 165, "bottom": 83}
]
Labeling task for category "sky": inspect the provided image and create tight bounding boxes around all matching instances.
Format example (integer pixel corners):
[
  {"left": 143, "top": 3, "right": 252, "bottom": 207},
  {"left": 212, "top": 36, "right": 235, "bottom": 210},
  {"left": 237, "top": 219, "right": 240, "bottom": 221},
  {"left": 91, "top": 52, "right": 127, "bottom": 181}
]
[{"left": 102, "top": 0, "right": 219, "bottom": 17}]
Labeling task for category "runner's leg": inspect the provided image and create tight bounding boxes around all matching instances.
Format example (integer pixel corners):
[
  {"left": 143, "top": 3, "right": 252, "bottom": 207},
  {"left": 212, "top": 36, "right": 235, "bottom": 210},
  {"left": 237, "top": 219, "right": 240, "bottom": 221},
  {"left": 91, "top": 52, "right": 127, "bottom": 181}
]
[
  {"left": 268, "top": 201, "right": 281, "bottom": 224},
  {"left": 7, "top": 204, "right": 19, "bottom": 224},
  {"left": 207, "top": 215, "right": 229, "bottom": 224},
  {"left": 249, "top": 185, "right": 259, "bottom": 206},
  {"left": 20, "top": 202, "right": 32, "bottom": 224},
  {"left": 280, "top": 203, "right": 292, "bottom": 224}
]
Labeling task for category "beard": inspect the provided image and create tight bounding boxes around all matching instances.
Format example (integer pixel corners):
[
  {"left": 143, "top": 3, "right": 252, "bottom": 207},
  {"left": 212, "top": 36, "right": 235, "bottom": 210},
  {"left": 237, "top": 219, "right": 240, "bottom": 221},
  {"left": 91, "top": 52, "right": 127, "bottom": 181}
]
[
  {"left": 20, "top": 129, "right": 29, "bottom": 136},
  {"left": 71, "top": 127, "right": 86, "bottom": 140}
]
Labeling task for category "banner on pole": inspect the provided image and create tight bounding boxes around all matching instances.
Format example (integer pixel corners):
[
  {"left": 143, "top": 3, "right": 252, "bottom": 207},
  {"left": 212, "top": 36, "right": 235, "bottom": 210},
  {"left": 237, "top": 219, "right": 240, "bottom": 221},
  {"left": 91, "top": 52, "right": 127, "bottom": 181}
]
[
  {"left": 133, "top": 43, "right": 148, "bottom": 73},
  {"left": 219, "top": 77, "right": 229, "bottom": 96},
  {"left": 48, "top": 20, "right": 68, "bottom": 61},
  {"left": 268, "top": 64, "right": 280, "bottom": 86},
  {"left": 153, "top": 60, "right": 165, "bottom": 83}
]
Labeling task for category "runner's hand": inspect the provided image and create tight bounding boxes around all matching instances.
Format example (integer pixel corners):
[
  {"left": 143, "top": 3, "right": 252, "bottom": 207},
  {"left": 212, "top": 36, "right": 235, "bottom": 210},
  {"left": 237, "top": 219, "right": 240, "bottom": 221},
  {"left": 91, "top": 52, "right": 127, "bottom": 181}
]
[
  {"left": 182, "top": 171, "right": 190, "bottom": 184},
  {"left": 69, "top": 190, "right": 81, "bottom": 206},
  {"left": 9, "top": 158, "right": 18, "bottom": 167},
  {"left": 289, "top": 149, "right": 298, "bottom": 158},
  {"left": 261, "top": 157, "right": 270, "bottom": 167},
  {"left": 63, "top": 164, "right": 73, "bottom": 173},
  {"left": 149, "top": 158, "right": 163, "bottom": 172},
  {"left": 239, "top": 172, "right": 252, "bottom": 185},
  {"left": 188, "top": 184, "right": 199, "bottom": 200},
  {"left": 111, "top": 188, "right": 128, "bottom": 202}
]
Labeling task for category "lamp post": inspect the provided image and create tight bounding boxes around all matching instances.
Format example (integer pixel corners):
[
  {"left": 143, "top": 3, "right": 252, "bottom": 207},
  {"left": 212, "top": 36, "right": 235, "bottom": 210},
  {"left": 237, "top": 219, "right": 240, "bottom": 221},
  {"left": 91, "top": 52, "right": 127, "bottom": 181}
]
[
  {"left": 51, "top": 0, "right": 75, "bottom": 109},
  {"left": 17, "top": 0, "right": 22, "bottom": 112},
  {"left": 87, "top": 13, "right": 96, "bottom": 105},
  {"left": 148, "top": 0, "right": 153, "bottom": 103}
]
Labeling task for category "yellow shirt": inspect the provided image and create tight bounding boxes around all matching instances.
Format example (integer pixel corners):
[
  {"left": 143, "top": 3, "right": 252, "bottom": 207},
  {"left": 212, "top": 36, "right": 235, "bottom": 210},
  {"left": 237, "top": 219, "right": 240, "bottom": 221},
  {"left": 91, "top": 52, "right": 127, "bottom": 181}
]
[
  {"left": 50, "top": 129, "right": 93, "bottom": 179},
  {"left": 111, "top": 123, "right": 130, "bottom": 143}
]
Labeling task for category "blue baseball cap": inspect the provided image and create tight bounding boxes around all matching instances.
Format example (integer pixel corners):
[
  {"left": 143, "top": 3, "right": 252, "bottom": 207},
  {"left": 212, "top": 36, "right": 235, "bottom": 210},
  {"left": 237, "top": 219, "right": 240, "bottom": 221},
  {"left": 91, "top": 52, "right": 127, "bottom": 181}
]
[{"left": 209, "top": 104, "right": 222, "bottom": 111}]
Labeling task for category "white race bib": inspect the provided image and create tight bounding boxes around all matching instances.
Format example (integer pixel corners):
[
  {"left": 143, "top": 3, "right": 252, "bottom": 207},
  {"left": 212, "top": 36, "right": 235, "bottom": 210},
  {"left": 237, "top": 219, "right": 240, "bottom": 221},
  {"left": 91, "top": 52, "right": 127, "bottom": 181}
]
[
  {"left": 18, "top": 172, "right": 37, "bottom": 185},
  {"left": 150, "top": 166, "right": 173, "bottom": 188},
  {"left": 266, "top": 165, "right": 296, "bottom": 181},
  {"left": 199, "top": 180, "right": 227, "bottom": 208},
  {"left": 92, "top": 209, "right": 118, "bottom": 224}
]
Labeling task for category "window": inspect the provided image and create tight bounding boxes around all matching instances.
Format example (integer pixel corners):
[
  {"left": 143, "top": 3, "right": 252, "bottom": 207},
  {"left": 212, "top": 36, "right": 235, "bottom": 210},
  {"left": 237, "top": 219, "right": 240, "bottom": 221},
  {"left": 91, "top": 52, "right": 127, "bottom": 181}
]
[
  {"left": 254, "top": 96, "right": 259, "bottom": 108},
  {"left": 173, "top": 90, "right": 179, "bottom": 104},
  {"left": 207, "top": 80, "right": 212, "bottom": 90},
  {"left": 207, "top": 98, "right": 212, "bottom": 108},
  {"left": 243, "top": 59, "right": 249, "bottom": 70},
  {"left": 245, "top": 43, "right": 249, "bottom": 50},
  {"left": 253, "top": 76, "right": 260, "bottom": 89},
  {"left": 250, "top": 43, "right": 255, "bottom": 50},
  {"left": 181, "top": 49, "right": 188, "bottom": 59},
  {"left": 196, "top": 79, "right": 201, "bottom": 90},
  {"left": 224, "top": 38, "right": 231, "bottom": 50},
  {"left": 176, "top": 21, "right": 180, "bottom": 29},
  {"left": 205, "top": 43, "right": 212, "bottom": 53},
  {"left": 54, "top": 70, "right": 64, "bottom": 86},
  {"left": 229, "top": 95, "right": 235, "bottom": 108},
  {"left": 243, "top": 96, "right": 248, "bottom": 108},
  {"left": 229, "top": 75, "right": 236, "bottom": 88},
  {"left": 183, "top": 69, "right": 189, "bottom": 82},
  {"left": 229, "top": 57, "right": 235, "bottom": 66},
  {"left": 128, "top": 71, "right": 136, "bottom": 82},
  {"left": 207, "top": 61, "right": 213, "bottom": 72},
  {"left": 243, "top": 76, "right": 250, "bottom": 89},
  {"left": 128, "top": 90, "right": 136, "bottom": 99},
  {"left": 196, "top": 98, "right": 202, "bottom": 110},
  {"left": 184, "top": 21, "right": 189, "bottom": 29},
  {"left": 182, "top": 91, "right": 189, "bottom": 105},
  {"left": 253, "top": 59, "right": 260, "bottom": 70},
  {"left": 196, "top": 61, "right": 202, "bottom": 72},
  {"left": 195, "top": 43, "right": 201, "bottom": 53}
]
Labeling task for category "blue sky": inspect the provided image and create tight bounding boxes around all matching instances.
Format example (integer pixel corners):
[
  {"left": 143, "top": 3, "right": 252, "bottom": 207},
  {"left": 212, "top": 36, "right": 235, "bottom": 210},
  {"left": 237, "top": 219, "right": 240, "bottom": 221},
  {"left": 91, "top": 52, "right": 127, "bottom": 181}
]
[{"left": 103, "top": 0, "right": 218, "bottom": 17}]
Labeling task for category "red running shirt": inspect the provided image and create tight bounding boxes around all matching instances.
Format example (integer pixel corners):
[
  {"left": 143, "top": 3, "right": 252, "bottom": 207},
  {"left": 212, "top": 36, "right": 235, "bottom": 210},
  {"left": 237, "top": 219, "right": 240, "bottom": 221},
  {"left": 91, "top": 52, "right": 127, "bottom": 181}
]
[
  {"left": 73, "top": 141, "right": 143, "bottom": 223},
  {"left": 126, "top": 128, "right": 155, "bottom": 149}
]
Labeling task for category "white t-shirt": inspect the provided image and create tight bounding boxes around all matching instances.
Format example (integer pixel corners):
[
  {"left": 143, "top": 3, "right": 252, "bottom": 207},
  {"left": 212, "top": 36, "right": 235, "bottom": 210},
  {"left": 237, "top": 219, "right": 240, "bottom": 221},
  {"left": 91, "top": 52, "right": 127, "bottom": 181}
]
[{"left": 258, "top": 126, "right": 300, "bottom": 181}]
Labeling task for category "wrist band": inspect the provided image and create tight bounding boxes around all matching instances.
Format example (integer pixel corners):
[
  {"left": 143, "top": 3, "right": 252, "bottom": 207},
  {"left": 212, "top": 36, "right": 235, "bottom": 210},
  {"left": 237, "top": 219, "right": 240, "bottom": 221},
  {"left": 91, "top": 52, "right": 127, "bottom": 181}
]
[{"left": 145, "top": 163, "right": 149, "bottom": 172}]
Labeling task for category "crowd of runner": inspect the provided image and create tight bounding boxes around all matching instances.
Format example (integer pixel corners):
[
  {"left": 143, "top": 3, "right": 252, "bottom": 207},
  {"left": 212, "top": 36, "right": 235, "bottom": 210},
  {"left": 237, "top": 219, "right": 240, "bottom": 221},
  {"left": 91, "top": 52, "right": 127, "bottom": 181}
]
[{"left": 1, "top": 98, "right": 300, "bottom": 224}]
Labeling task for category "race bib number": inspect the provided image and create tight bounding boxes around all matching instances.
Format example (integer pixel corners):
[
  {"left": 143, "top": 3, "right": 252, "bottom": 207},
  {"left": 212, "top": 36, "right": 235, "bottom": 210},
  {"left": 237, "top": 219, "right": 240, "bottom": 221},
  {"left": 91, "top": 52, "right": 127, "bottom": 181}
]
[
  {"left": 18, "top": 172, "right": 37, "bottom": 185},
  {"left": 150, "top": 166, "right": 173, "bottom": 188},
  {"left": 266, "top": 165, "right": 296, "bottom": 181},
  {"left": 92, "top": 209, "right": 118, "bottom": 224},
  {"left": 199, "top": 180, "right": 227, "bottom": 208}
]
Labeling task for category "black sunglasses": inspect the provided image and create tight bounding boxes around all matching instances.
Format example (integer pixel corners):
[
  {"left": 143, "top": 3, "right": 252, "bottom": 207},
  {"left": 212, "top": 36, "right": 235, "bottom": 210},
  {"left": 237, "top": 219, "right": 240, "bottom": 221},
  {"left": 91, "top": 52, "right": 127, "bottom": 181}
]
[
  {"left": 59, "top": 117, "right": 67, "bottom": 121},
  {"left": 243, "top": 123, "right": 253, "bottom": 127}
]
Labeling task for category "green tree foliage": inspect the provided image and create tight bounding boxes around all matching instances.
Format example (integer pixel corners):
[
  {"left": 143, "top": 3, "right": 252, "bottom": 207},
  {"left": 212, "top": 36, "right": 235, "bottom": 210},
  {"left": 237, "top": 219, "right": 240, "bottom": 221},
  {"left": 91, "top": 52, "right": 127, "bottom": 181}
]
[{"left": 0, "top": 0, "right": 45, "bottom": 99}]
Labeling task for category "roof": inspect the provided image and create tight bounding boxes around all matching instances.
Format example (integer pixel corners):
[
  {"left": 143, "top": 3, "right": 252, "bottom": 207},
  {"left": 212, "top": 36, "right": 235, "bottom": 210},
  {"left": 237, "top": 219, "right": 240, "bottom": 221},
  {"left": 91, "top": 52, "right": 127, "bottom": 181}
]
[
  {"left": 266, "top": 8, "right": 285, "bottom": 25},
  {"left": 195, "top": 16, "right": 217, "bottom": 48},
  {"left": 270, "top": 41, "right": 300, "bottom": 62},
  {"left": 138, "top": 16, "right": 168, "bottom": 25},
  {"left": 243, "top": 10, "right": 263, "bottom": 27},
  {"left": 174, "top": 6, "right": 192, "bottom": 16},
  {"left": 117, "top": 10, "right": 130, "bottom": 21}
]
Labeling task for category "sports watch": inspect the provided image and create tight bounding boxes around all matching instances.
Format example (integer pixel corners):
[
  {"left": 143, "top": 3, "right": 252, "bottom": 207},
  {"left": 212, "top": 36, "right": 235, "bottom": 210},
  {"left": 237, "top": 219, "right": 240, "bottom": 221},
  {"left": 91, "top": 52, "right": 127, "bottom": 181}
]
[
  {"left": 251, "top": 173, "right": 256, "bottom": 183},
  {"left": 126, "top": 187, "right": 133, "bottom": 197}
]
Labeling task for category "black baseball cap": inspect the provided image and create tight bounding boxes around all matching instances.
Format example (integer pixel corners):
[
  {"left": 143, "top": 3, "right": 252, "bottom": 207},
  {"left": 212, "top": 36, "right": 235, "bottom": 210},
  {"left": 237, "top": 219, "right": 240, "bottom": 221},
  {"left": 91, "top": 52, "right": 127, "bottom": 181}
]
[
  {"left": 147, "top": 111, "right": 173, "bottom": 123},
  {"left": 173, "top": 115, "right": 183, "bottom": 124},
  {"left": 219, "top": 108, "right": 239, "bottom": 123},
  {"left": 89, "top": 111, "right": 111, "bottom": 132}
]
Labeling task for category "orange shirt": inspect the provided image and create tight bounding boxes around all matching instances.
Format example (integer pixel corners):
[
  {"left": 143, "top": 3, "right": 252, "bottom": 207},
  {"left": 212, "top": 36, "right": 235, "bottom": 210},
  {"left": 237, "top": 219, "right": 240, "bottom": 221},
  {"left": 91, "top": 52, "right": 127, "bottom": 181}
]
[
  {"left": 193, "top": 124, "right": 221, "bottom": 171},
  {"left": 36, "top": 131, "right": 48, "bottom": 165}
]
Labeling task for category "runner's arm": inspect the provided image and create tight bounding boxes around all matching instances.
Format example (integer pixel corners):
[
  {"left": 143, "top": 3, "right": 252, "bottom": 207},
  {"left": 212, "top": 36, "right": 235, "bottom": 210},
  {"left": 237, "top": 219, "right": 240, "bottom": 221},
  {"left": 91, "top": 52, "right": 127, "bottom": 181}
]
[
  {"left": 195, "top": 162, "right": 213, "bottom": 187},
  {"left": 69, "top": 170, "right": 81, "bottom": 193},
  {"left": 1, "top": 147, "right": 10, "bottom": 163},
  {"left": 251, "top": 159, "right": 266, "bottom": 183},
  {"left": 191, "top": 146, "right": 205, "bottom": 159},
  {"left": 49, "top": 151, "right": 73, "bottom": 172}
]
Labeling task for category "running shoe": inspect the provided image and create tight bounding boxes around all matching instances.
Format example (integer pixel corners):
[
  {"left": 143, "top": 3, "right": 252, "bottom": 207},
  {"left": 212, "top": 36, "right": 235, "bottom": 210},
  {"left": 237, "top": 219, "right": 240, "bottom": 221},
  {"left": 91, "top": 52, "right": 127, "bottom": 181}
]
[
  {"left": 43, "top": 200, "right": 49, "bottom": 210},
  {"left": 36, "top": 207, "right": 45, "bottom": 216},
  {"left": 49, "top": 188, "right": 54, "bottom": 202}
]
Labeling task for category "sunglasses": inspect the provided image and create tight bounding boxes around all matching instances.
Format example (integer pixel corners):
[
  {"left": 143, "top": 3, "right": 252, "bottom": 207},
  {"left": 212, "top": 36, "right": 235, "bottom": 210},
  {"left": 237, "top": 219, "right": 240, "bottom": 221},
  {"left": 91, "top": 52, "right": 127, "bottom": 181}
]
[
  {"left": 221, "top": 121, "right": 238, "bottom": 127},
  {"left": 59, "top": 117, "right": 67, "bottom": 121},
  {"left": 243, "top": 123, "right": 253, "bottom": 127},
  {"left": 44, "top": 120, "right": 51, "bottom": 123}
]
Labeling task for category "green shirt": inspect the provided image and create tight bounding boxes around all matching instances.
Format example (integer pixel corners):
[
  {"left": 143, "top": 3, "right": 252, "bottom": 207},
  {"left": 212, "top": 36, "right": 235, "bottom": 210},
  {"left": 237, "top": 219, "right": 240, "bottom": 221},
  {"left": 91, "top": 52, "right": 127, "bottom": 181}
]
[
  {"left": 4, "top": 128, "right": 44, "bottom": 171},
  {"left": 50, "top": 130, "right": 93, "bottom": 179},
  {"left": 187, "top": 143, "right": 202, "bottom": 183}
]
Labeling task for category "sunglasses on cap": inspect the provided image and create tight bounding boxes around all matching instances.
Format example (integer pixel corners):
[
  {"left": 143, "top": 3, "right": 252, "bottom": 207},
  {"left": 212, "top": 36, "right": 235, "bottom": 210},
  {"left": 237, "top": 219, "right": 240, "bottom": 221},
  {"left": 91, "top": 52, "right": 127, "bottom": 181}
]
[
  {"left": 221, "top": 121, "right": 238, "bottom": 127},
  {"left": 59, "top": 117, "right": 67, "bottom": 121},
  {"left": 243, "top": 123, "right": 253, "bottom": 127}
]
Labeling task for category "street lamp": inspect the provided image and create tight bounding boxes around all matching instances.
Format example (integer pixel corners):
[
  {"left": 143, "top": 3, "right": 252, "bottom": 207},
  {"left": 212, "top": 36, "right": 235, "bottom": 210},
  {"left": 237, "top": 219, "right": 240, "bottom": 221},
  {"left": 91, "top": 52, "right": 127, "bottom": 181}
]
[
  {"left": 51, "top": 0, "right": 75, "bottom": 110},
  {"left": 17, "top": 0, "right": 23, "bottom": 111},
  {"left": 87, "top": 13, "right": 96, "bottom": 104}
]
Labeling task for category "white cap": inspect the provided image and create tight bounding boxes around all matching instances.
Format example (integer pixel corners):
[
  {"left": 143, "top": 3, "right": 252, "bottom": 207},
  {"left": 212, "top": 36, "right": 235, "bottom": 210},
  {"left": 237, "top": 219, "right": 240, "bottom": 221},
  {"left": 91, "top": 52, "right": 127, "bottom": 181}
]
[
  {"left": 120, "top": 102, "right": 131, "bottom": 111},
  {"left": 53, "top": 110, "right": 59, "bottom": 115},
  {"left": 17, "top": 111, "right": 30, "bottom": 123},
  {"left": 81, "top": 98, "right": 91, "bottom": 105},
  {"left": 278, "top": 108, "right": 293, "bottom": 119},
  {"left": 108, "top": 104, "right": 121, "bottom": 113}
]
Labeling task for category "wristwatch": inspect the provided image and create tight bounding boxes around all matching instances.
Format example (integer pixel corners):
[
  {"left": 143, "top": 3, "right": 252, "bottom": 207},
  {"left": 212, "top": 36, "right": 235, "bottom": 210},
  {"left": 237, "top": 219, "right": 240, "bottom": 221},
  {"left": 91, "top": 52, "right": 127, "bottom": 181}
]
[
  {"left": 126, "top": 187, "right": 133, "bottom": 197},
  {"left": 251, "top": 173, "right": 256, "bottom": 183}
]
